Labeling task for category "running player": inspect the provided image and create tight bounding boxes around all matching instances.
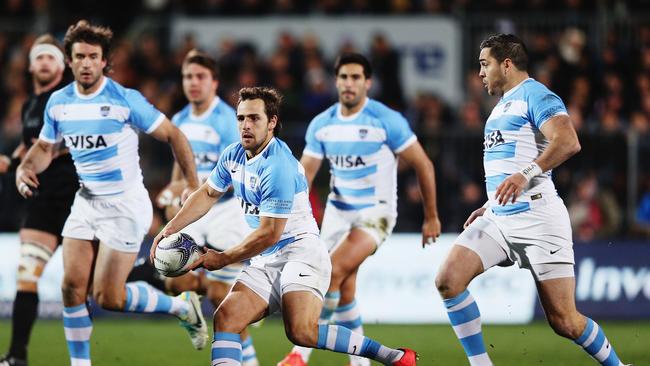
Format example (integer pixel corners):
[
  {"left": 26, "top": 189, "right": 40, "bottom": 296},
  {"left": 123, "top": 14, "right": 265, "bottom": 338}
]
[
  {"left": 128, "top": 49, "right": 259, "bottom": 365},
  {"left": 15, "top": 20, "right": 207, "bottom": 365},
  {"left": 151, "top": 86, "right": 418, "bottom": 366},
  {"left": 280, "top": 53, "right": 441, "bottom": 366},
  {"left": 0, "top": 34, "right": 76, "bottom": 366},
  {"left": 435, "top": 34, "right": 628, "bottom": 366}
]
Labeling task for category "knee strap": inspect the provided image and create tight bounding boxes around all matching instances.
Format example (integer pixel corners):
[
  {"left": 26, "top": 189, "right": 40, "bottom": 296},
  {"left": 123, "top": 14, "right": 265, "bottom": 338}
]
[{"left": 17, "top": 242, "right": 54, "bottom": 282}]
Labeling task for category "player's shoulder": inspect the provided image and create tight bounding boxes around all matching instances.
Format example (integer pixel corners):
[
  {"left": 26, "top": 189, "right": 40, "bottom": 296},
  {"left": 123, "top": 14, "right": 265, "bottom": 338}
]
[
  {"left": 364, "top": 98, "right": 406, "bottom": 122},
  {"left": 222, "top": 141, "right": 244, "bottom": 157},
  {"left": 310, "top": 104, "right": 338, "bottom": 126},
  {"left": 519, "top": 78, "right": 561, "bottom": 101},
  {"left": 171, "top": 104, "right": 191, "bottom": 125},
  {"left": 105, "top": 78, "right": 147, "bottom": 106},
  {"left": 47, "top": 82, "right": 76, "bottom": 104},
  {"left": 262, "top": 138, "right": 298, "bottom": 167},
  {"left": 215, "top": 97, "right": 237, "bottom": 117}
]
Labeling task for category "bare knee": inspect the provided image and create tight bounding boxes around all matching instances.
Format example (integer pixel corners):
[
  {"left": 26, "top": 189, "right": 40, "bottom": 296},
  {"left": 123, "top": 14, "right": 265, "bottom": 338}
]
[
  {"left": 435, "top": 269, "right": 466, "bottom": 299},
  {"left": 285, "top": 319, "right": 318, "bottom": 347},
  {"left": 61, "top": 279, "right": 86, "bottom": 305},
  {"left": 547, "top": 313, "right": 585, "bottom": 339},
  {"left": 214, "top": 306, "right": 246, "bottom": 334},
  {"left": 93, "top": 288, "right": 125, "bottom": 311}
]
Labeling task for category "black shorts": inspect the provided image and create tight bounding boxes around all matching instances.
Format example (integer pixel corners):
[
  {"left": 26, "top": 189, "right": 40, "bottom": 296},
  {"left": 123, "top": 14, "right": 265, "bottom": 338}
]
[{"left": 21, "top": 155, "right": 78, "bottom": 243}]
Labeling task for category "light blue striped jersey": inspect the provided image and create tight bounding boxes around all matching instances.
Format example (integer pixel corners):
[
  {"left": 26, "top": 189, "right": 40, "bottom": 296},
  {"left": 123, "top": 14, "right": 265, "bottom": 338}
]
[
  {"left": 172, "top": 97, "right": 238, "bottom": 182},
  {"left": 40, "top": 77, "right": 165, "bottom": 196},
  {"left": 207, "top": 137, "right": 319, "bottom": 255},
  {"left": 303, "top": 98, "right": 416, "bottom": 214},
  {"left": 484, "top": 78, "right": 567, "bottom": 215}
]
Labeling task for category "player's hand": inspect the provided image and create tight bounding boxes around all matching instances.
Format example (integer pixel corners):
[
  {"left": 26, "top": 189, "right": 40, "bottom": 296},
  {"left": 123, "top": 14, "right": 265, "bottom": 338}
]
[
  {"left": 422, "top": 216, "right": 441, "bottom": 247},
  {"left": 149, "top": 227, "right": 174, "bottom": 263},
  {"left": 188, "top": 249, "right": 227, "bottom": 271},
  {"left": 0, "top": 155, "right": 10, "bottom": 173},
  {"left": 494, "top": 173, "right": 527, "bottom": 205},
  {"left": 464, "top": 207, "right": 487, "bottom": 229},
  {"left": 15, "top": 166, "right": 39, "bottom": 198}
]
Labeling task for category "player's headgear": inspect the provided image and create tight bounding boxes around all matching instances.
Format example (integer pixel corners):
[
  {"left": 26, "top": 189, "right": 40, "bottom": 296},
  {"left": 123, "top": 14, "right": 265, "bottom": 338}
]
[{"left": 29, "top": 34, "right": 65, "bottom": 71}]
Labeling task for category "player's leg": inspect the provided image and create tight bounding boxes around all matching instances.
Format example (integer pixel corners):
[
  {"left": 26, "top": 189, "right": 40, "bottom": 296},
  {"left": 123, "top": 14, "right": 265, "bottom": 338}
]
[
  {"left": 60, "top": 238, "right": 97, "bottom": 366},
  {"left": 536, "top": 275, "right": 627, "bottom": 366},
  {"left": 334, "top": 271, "right": 369, "bottom": 366},
  {"left": 212, "top": 282, "right": 268, "bottom": 366},
  {"left": 282, "top": 290, "right": 415, "bottom": 366},
  {"left": 435, "top": 215, "right": 510, "bottom": 366},
  {"left": 1, "top": 229, "right": 58, "bottom": 365},
  {"left": 91, "top": 243, "right": 208, "bottom": 349}
]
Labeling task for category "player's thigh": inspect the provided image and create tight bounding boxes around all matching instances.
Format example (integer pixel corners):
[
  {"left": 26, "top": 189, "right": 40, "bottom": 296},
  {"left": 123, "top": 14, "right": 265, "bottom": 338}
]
[
  {"left": 19, "top": 228, "right": 58, "bottom": 252},
  {"left": 61, "top": 238, "right": 97, "bottom": 293},
  {"left": 92, "top": 243, "right": 138, "bottom": 300},
  {"left": 281, "top": 290, "right": 323, "bottom": 333},
  {"left": 215, "top": 282, "right": 268, "bottom": 333},
  {"left": 206, "top": 278, "right": 233, "bottom": 306},
  {"left": 320, "top": 203, "right": 353, "bottom": 251},
  {"left": 330, "top": 228, "right": 377, "bottom": 278}
]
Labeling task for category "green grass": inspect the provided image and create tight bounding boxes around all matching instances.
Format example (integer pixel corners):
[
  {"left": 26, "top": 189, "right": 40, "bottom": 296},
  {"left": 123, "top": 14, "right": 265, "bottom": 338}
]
[{"left": 1, "top": 318, "right": 648, "bottom": 365}]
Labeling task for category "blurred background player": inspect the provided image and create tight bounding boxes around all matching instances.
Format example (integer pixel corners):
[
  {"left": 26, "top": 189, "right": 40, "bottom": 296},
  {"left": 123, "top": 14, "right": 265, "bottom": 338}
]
[
  {"left": 435, "top": 34, "right": 628, "bottom": 366},
  {"left": 14, "top": 20, "right": 206, "bottom": 365},
  {"left": 127, "top": 49, "right": 259, "bottom": 365},
  {"left": 280, "top": 53, "right": 440, "bottom": 366},
  {"left": 0, "top": 34, "right": 76, "bottom": 366},
  {"left": 151, "top": 86, "right": 418, "bottom": 366}
]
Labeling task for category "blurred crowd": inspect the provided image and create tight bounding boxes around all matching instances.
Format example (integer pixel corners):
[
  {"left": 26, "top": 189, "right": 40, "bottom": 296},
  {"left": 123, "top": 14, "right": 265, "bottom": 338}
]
[{"left": 0, "top": 1, "right": 649, "bottom": 240}]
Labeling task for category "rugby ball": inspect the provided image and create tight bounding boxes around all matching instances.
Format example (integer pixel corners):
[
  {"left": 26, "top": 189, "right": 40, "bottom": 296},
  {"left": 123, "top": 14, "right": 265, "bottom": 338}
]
[{"left": 153, "top": 232, "right": 201, "bottom": 277}]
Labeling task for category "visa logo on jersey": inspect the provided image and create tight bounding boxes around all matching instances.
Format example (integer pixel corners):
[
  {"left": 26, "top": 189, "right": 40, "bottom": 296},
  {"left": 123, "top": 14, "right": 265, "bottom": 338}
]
[
  {"left": 64, "top": 135, "right": 108, "bottom": 149},
  {"left": 483, "top": 130, "right": 505, "bottom": 150},
  {"left": 328, "top": 155, "right": 366, "bottom": 168}
]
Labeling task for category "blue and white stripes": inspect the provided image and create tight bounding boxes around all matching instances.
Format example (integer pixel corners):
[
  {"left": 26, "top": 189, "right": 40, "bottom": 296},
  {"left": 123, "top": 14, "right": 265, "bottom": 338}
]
[
  {"left": 444, "top": 290, "right": 492, "bottom": 366},
  {"left": 574, "top": 318, "right": 624, "bottom": 366},
  {"left": 320, "top": 291, "right": 341, "bottom": 323},
  {"left": 316, "top": 324, "right": 401, "bottom": 364},
  {"left": 334, "top": 299, "right": 363, "bottom": 331},
  {"left": 212, "top": 332, "right": 242, "bottom": 366},
  {"left": 241, "top": 336, "right": 258, "bottom": 365},
  {"left": 63, "top": 304, "right": 92, "bottom": 366},
  {"left": 125, "top": 282, "right": 172, "bottom": 314}
]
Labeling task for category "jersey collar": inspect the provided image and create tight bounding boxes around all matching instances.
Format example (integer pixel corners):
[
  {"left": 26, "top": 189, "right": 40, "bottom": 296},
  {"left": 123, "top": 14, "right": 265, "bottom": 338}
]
[
  {"left": 246, "top": 136, "right": 276, "bottom": 164},
  {"left": 336, "top": 97, "right": 369, "bottom": 121},
  {"left": 502, "top": 77, "right": 533, "bottom": 99},
  {"left": 74, "top": 76, "right": 107, "bottom": 100},
  {"left": 190, "top": 96, "right": 220, "bottom": 121}
]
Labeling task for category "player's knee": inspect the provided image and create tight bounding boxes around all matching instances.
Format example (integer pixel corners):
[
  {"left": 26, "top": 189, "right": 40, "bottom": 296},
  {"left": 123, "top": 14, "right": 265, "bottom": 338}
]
[
  {"left": 213, "top": 305, "right": 245, "bottom": 333},
  {"left": 330, "top": 263, "right": 351, "bottom": 287},
  {"left": 61, "top": 278, "right": 85, "bottom": 304},
  {"left": 93, "top": 289, "right": 124, "bottom": 311},
  {"left": 17, "top": 242, "right": 52, "bottom": 285},
  {"left": 435, "top": 270, "right": 456, "bottom": 298},
  {"left": 285, "top": 321, "right": 317, "bottom": 347}
]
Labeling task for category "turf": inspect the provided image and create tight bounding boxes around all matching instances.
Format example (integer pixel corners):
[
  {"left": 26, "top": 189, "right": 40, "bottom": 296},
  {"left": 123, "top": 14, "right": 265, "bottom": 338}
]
[{"left": 1, "top": 318, "right": 648, "bottom": 365}]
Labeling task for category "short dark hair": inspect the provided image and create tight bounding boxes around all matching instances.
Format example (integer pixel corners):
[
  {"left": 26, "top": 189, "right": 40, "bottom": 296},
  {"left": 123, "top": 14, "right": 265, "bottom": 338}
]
[
  {"left": 183, "top": 49, "right": 219, "bottom": 80},
  {"left": 64, "top": 20, "right": 113, "bottom": 72},
  {"left": 334, "top": 53, "right": 372, "bottom": 79},
  {"left": 238, "top": 87, "right": 283, "bottom": 136},
  {"left": 480, "top": 34, "right": 529, "bottom": 71}
]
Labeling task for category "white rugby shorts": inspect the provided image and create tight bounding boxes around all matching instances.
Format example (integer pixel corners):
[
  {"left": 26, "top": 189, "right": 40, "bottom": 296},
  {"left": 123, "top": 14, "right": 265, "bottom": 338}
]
[
  {"left": 320, "top": 201, "right": 396, "bottom": 252},
  {"left": 62, "top": 187, "right": 153, "bottom": 253},
  {"left": 456, "top": 196, "right": 575, "bottom": 281},
  {"left": 237, "top": 234, "right": 331, "bottom": 315}
]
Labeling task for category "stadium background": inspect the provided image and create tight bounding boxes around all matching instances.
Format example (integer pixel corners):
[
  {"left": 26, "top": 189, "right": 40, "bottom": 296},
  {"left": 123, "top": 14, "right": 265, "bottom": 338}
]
[{"left": 0, "top": 1, "right": 649, "bottom": 365}]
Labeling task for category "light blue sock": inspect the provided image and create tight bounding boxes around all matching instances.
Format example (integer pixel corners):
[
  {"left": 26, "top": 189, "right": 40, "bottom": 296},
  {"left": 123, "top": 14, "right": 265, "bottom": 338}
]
[
  {"left": 241, "top": 335, "right": 258, "bottom": 364},
  {"left": 316, "top": 324, "right": 402, "bottom": 365},
  {"left": 124, "top": 282, "right": 187, "bottom": 317},
  {"left": 63, "top": 304, "right": 92, "bottom": 366},
  {"left": 212, "top": 332, "right": 242, "bottom": 366},
  {"left": 320, "top": 291, "right": 341, "bottom": 323},
  {"left": 574, "top": 318, "right": 624, "bottom": 366},
  {"left": 443, "top": 290, "right": 492, "bottom": 366}
]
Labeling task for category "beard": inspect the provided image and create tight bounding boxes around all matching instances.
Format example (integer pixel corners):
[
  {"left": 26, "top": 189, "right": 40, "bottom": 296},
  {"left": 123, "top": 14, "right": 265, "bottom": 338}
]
[{"left": 34, "top": 69, "right": 58, "bottom": 87}]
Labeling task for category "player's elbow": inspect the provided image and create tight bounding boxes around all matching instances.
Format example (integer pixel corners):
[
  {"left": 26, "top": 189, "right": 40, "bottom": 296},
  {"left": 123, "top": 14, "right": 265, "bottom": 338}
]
[{"left": 568, "top": 138, "right": 581, "bottom": 157}]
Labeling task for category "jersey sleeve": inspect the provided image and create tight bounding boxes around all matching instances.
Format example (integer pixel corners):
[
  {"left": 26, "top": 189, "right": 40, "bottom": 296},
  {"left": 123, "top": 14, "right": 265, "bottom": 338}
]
[
  {"left": 528, "top": 91, "right": 568, "bottom": 129},
  {"left": 207, "top": 150, "right": 233, "bottom": 192},
  {"left": 384, "top": 111, "right": 416, "bottom": 153},
  {"left": 124, "top": 89, "right": 166, "bottom": 133},
  {"left": 302, "top": 118, "right": 324, "bottom": 159},
  {"left": 258, "top": 162, "right": 295, "bottom": 218},
  {"left": 39, "top": 98, "right": 62, "bottom": 143}
]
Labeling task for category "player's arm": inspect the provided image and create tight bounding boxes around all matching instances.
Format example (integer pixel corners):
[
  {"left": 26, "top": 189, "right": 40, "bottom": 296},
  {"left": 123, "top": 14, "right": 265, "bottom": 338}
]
[
  {"left": 495, "top": 114, "right": 581, "bottom": 205},
  {"left": 150, "top": 119, "right": 200, "bottom": 198},
  {"left": 192, "top": 216, "right": 288, "bottom": 271},
  {"left": 0, "top": 142, "right": 25, "bottom": 174},
  {"left": 15, "top": 139, "right": 55, "bottom": 198},
  {"left": 398, "top": 141, "right": 442, "bottom": 246},
  {"left": 300, "top": 155, "right": 323, "bottom": 188},
  {"left": 149, "top": 182, "right": 224, "bottom": 262}
]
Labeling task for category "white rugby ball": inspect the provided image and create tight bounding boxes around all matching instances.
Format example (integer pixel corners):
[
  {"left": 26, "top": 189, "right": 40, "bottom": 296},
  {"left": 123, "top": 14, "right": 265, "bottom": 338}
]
[{"left": 153, "top": 232, "right": 201, "bottom": 277}]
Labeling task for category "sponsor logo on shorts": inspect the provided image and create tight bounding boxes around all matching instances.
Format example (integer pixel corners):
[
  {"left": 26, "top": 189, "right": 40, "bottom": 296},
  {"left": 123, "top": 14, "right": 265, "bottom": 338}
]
[
  {"left": 298, "top": 273, "right": 310, "bottom": 277},
  {"left": 550, "top": 248, "right": 561, "bottom": 254}
]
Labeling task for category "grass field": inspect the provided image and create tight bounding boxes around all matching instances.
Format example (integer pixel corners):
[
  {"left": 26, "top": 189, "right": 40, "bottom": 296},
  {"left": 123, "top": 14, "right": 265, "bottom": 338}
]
[{"left": 1, "top": 318, "right": 648, "bottom": 365}]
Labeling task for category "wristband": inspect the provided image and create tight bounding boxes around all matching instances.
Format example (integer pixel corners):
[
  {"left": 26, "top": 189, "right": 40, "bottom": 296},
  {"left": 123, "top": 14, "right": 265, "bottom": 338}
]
[{"left": 519, "top": 162, "right": 543, "bottom": 182}]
